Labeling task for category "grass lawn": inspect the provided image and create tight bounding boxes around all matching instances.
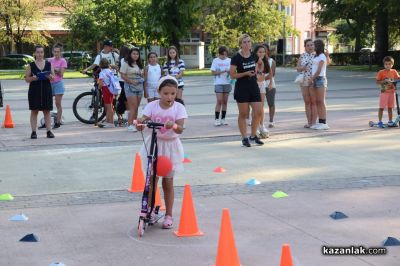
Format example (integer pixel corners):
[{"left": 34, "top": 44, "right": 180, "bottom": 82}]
[
  {"left": 0, "top": 69, "right": 211, "bottom": 80},
  {"left": 0, "top": 70, "right": 88, "bottom": 80}
]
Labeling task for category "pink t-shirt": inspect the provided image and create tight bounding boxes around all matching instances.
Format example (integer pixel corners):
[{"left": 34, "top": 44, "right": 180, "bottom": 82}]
[
  {"left": 48, "top": 57, "right": 67, "bottom": 83},
  {"left": 142, "top": 100, "right": 188, "bottom": 140}
]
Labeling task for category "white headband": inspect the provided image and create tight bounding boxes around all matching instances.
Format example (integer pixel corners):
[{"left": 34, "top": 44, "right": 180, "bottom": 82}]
[{"left": 157, "top": 75, "right": 179, "bottom": 90}]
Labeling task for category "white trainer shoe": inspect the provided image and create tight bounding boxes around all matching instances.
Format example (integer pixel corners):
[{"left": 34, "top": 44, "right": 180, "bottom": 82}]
[
  {"left": 220, "top": 119, "right": 228, "bottom": 125},
  {"left": 214, "top": 119, "right": 221, "bottom": 126},
  {"left": 127, "top": 124, "right": 138, "bottom": 132}
]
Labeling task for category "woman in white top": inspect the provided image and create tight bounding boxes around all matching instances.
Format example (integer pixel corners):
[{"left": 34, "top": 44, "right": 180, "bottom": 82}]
[
  {"left": 296, "top": 39, "right": 317, "bottom": 128},
  {"left": 144, "top": 52, "right": 162, "bottom": 102},
  {"left": 310, "top": 39, "right": 329, "bottom": 130}
]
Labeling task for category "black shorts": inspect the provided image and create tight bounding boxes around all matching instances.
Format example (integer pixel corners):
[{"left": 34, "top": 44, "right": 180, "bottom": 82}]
[{"left": 234, "top": 84, "right": 261, "bottom": 103}]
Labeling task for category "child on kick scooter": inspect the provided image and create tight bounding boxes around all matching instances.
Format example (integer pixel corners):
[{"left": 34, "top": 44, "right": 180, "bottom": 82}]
[
  {"left": 376, "top": 56, "right": 400, "bottom": 128},
  {"left": 136, "top": 76, "right": 188, "bottom": 229}
]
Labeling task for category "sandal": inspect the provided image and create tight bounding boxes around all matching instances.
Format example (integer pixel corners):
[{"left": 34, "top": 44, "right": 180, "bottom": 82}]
[{"left": 162, "top": 215, "right": 173, "bottom": 229}]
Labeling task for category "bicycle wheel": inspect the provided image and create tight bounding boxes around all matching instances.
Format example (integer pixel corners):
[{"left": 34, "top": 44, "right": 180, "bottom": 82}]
[
  {"left": 72, "top": 91, "right": 105, "bottom": 124},
  {"left": 93, "top": 88, "right": 100, "bottom": 125}
]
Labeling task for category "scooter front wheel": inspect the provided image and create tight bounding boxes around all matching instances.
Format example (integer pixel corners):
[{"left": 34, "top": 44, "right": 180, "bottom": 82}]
[{"left": 138, "top": 217, "right": 145, "bottom": 237}]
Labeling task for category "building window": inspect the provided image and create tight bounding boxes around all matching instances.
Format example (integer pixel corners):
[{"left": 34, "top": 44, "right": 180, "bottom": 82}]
[{"left": 180, "top": 45, "right": 197, "bottom": 56}]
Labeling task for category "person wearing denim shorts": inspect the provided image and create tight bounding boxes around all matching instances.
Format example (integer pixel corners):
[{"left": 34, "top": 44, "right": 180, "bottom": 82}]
[
  {"left": 49, "top": 43, "right": 67, "bottom": 129},
  {"left": 120, "top": 47, "right": 144, "bottom": 132},
  {"left": 211, "top": 46, "right": 232, "bottom": 126},
  {"left": 310, "top": 39, "right": 329, "bottom": 130}
]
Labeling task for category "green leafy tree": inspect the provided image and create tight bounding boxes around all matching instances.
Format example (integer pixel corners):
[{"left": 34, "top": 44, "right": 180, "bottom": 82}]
[
  {"left": 0, "top": 0, "right": 49, "bottom": 53},
  {"left": 310, "top": 0, "right": 400, "bottom": 58},
  {"left": 64, "top": 0, "right": 148, "bottom": 52},
  {"left": 144, "top": 0, "right": 203, "bottom": 50},
  {"left": 202, "top": 0, "right": 296, "bottom": 54}
]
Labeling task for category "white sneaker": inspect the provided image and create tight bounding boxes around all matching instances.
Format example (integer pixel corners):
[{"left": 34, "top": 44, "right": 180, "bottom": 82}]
[
  {"left": 220, "top": 119, "right": 228, "bottom": 125},
  {"left": 310, "top": 123, "right": 320, "bottom": 129},
  {"left": 268, "top": 122, "right": 275, "bottom": 128},
  {"left": 98, "top": 122, "right": 115, "bottom": 128},
  {"left": 214, "top": 119, "right": 221, "bottom": 126},
  {"left": 316, "top": 123, "right": 330, "bottom": 130},
  {"left": 127, "top": 124, "right": 137, "bottom": 132},
  {"left": 259, "top": 125, "right": 269, "bottom": 138}
]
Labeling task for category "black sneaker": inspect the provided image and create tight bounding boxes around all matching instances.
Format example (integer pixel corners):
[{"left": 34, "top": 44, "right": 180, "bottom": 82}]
[
  {"left": 249, "top": 135, "right": 264, "bottom": 146},
  {"left": 38, "top": 124, "right": 46, "bottom": 129},
  {"left": 47, "top": 131, "right": 55, "bottom": 138},
  {"left": 31, "top": 131, "right": 37, "bottom": 139},
  {"left": 53, "top": 122, "right": 61, "bottom": 129},
  {"left": 241, "top": 137, "right": 251, "bottom": 147}
]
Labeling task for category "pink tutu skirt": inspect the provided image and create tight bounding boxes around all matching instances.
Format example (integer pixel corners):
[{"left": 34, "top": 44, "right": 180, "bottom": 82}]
[{"left": 140, "top": 135, "right": 184, "bottom": 178}]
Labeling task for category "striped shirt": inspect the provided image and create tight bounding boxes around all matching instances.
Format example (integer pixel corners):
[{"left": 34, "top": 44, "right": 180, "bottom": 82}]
[{"left": 162, "top": 59, "right": 185, "bottom": 86}]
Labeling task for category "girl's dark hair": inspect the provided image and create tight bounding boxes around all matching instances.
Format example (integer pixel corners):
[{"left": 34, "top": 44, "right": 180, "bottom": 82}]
[
  {"left": 99, "top": 58, "right": 110, "bottom": 69},
  {"left": 314, "top": 39, "right": 325, "bottom": 55},
  {"left": 167, "top": 46, "right": 180, "bottom": 63},
  {"left": 34, "top": 45, "right": 44, "bottom": 52},
  {"left": 119, "top": 45, "right": 131, "bottom": 62},
  {"left": 304, "top": 38, "right": 313, "bottom": 47},
  {"left": 127, "top": 47, "right": 143, "bottom": 69},
  {"left": 148, "top": 52, "right": 158, "bottom": 59},
  {"left": 218, "top": 46, "right": 228, "bottom": 55},
  {"left": 53, "top": 43, "right": 63, "bottom": 51},
  {"left": 158, "top": 79, "right": 178, "bottom": 91},
  {"left": 254, "top": 45, "right": 271, "bottom": 74}
]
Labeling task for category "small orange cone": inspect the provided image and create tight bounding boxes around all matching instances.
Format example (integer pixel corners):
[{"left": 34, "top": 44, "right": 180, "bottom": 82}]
[
  {"left": 213, "top": 167, "right": 226, "bottom": 173},
  {"left": 2, "top": 105, "right": 14, "bottom": 128},
  {"left": 174, "top": 184, "right": 203, "bottom": 237},
  {"left": 154, "top": 186, "right": 165, "bottom": 211},
  {"left": 214, "top": 208, "right": 241, "bottom": 266},
  {"left": 280, "top": 244, "right": 294, "bottom": 266},
  {"left": 183, "top": 157, "right": 192, "bottom": 163},
  {"left": 128, "top": 153, "right": 145, "bottom": 192}
]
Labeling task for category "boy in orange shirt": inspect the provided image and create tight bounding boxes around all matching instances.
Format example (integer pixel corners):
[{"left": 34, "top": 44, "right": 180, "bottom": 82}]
[{"left": 376, "top": 56, "right": 400, "bottom": 127}]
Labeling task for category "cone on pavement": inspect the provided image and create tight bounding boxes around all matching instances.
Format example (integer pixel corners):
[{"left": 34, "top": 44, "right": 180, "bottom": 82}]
[
  {"left": 128, "top": 153, "right": 145, "bottom": 192},
  {"left": 2, "top": 104, "right": 14, "bottom": 128},
  {"left": 154, "top": 186, "right": 165, "bottom": 211},
  {"left": 174, "top": 184, "right": 203, "bottom": 237},
  {"left": 183, "top": 157, "right": 192, "bottom": 163},
  {"left": 213, "top": 167, "right": 226, "bottom": 173},
  {"left": 214, "top": 208, "right": 241, "bottom": 266},
  {"left": 280, "top": 244, "right": 294, "bottom": 266}
]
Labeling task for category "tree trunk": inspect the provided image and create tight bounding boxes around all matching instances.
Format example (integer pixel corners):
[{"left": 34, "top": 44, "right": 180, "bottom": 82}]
[
  {"left": 171, "top": 32, "right": 180, "bottom": 51},
  {"left": 354, "top": 34, "right": 362, "bottom": 52},
  {"left": 15, "top": 39, "right": 23, "bottom": 54},
  {"left": 375, "top": 4, "right": 389, "bottom": 63}
]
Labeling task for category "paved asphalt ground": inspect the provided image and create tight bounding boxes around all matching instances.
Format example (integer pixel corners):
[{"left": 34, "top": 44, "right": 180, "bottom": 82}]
[{"left": 0, "top": 68, "right": 399, "bottom": 266}]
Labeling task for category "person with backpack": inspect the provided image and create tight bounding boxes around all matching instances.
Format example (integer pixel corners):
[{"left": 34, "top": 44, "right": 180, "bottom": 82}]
[
  {"left": 82, "top": 40, "right": 119, "bottom": 77},
  {"left": 97, "top": 58, "right": 120, "bottom": 128}
]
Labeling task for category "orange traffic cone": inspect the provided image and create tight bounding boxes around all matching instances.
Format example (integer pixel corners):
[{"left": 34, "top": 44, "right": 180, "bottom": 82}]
[
  {"left": 213, "top": 167, "right": 226, "bottom": 173},
  {"left": 154, "top": 186, "right": 165, "bottom": 211},
  {"left": 183, "top": 157, "right": 192, "bottom": 163},
  {"left": 2, "top": 105, "right": 14, "bottom": 128},
  {"left": 280, "top": 244, "right": 294, "bottom": 266},
  {"left": 174, "top": 184, "right": 203, "bottom": 237},
  {"left": 214, "top": 208, "right": 241, "bottom": 266},
  {"left": 128, "top": 153, "right": 145, "bottom": 192}
]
